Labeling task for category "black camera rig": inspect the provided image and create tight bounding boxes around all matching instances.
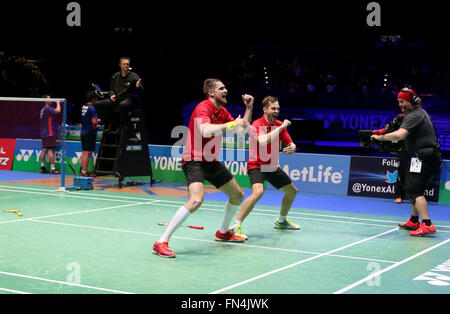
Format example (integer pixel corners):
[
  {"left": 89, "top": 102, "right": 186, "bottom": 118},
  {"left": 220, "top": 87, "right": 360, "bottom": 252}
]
[{"left": 358, "top": 114, "right": 405, "bottom": 155}]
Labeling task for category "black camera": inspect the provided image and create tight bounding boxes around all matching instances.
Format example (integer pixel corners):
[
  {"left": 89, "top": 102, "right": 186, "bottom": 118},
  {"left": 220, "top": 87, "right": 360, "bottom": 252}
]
[
  {"left": 358, "top": 130, "right": 377, "bottom": 148},
  {"left": 358, "top": 114, "right": 405, "bottom": 155}
]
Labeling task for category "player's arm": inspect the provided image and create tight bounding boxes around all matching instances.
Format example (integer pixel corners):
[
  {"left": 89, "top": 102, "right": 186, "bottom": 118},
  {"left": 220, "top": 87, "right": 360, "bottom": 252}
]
[
  {"left": 282, "top": 142, "right": 296, "bottom": 154},
  {"left": 242, "top": 94, "right": 254, "bottom": 123},
  {"left": 281, "top": 129, "right": 296, "bottom": 154},
  {"left": 54, "top": 100, "right": 61, "bottom": 114},
  {"left": 371, "top": 128, "right": 409, "bottom": 142},
  {"left": 201, "top": 115, "right": 249, "bottom": 137},
  {"left": 257, "top": 119, "right": 291, "bottom": 145},
  {"left": 235, "top": 94, "right": 254, "bottom": 138}
]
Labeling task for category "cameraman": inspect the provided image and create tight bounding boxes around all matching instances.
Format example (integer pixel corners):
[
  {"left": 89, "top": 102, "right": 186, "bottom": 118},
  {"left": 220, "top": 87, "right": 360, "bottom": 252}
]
[
  {"left": 95, "top": 57, "right": 143, "bottom": 133},
  {"left": 371, "top": 88, "right": 441, "bottom": 237}
]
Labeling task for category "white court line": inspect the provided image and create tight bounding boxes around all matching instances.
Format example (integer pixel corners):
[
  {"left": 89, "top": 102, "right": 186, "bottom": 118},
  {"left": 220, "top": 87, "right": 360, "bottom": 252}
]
[
  {"left": 146, "top": 199, "right": 450, "bottom": 230},
  {"left": 209, "top": 228, "right": 399, "bottom": 294},
  {"left": 0, "top": 200, "right": 157, "bottom": 225},
  {"left": 136, "top": 201, "right": 450, "bottom": 232},
  {"left": 0, "top": 184, "right": 450, "bottom": 228},
  {"left": 14, "top": 184, "right": 450, "bottom": 229},
  {"left": 0, "top": 188, "right": 143, "bottom": 204},
  {"left": 64, "top": 189, "right": 450, "bottom": 228},
  {"left": 1, "top": 185, "right": 450, "bottom": 232},
  {"left": 333, "top": 238, "right": 450, "bottom": 294},
  {"left": 0, "top": 287, "right": 32, "bottom": 294},
  {"left": 28, "top": 218, "right": 398, "bottom": 265},
  {"left": 0, "top": 184, "right": 160, "bottom": 201},
  {"left": 0, "top": 271, "right": 133, "bottom": 294},
  {"left": 2, "top": 184, "right": 449, "bottom": 293}
]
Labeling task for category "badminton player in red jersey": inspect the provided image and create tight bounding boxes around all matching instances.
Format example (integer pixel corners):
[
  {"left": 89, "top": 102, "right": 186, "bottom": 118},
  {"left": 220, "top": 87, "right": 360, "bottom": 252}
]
[
  {"left": 230, "top": 96, "right": 299, "bottom": 240},
  {"left": 153, "top": 78, "right": 254, "bottom": 258}
]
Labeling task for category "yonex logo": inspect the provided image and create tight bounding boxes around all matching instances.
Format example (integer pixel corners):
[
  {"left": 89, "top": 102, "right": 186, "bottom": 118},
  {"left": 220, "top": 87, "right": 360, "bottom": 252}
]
[
  {"left": 414, "top": 259, "right": 450, "bottom": 286},
  {"left": 16, "top": 149, "right": 36, "bottom": 162},
  {"left": 72, "top": 152, "right": 97, "bottom": 165},
  {"left": 16, "top": 149, "right": 64, "bottom": 163},
  {"left": 72, "top": 152, "right": 82, "bottom": 165}
]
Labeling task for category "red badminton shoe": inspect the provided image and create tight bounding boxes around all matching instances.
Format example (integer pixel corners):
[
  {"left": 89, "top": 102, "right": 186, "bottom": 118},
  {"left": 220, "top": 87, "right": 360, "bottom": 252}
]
[
  {"left": 214, "top": 230, "right": 246, "bottom": 243},
  {"left": 80, "top": 172, "right": 95, "bottom": 177},
  {"left": 398, "top": 218, "right": 420, "bottom": 231},
  {"left": 153, "top": 241, "right": 176, "bottom": 258},
  {"left": 409, "top": 223, "right": 436, "bottom": 237}
]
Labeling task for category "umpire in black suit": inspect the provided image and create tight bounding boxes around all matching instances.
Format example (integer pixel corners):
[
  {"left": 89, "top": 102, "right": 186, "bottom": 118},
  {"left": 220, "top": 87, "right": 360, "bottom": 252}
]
[{"left": 95, "top": 57, "right": 143, "bottom": 132}]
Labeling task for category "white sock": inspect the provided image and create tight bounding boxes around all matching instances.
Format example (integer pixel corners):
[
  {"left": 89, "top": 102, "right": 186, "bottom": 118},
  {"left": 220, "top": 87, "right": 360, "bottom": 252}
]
[
  {"left": 219, "top": 201, "right": 240, "bottom": 233},
  {"left": 158, "top": 206, "right": 191, "bottom": 243},
  {"left": 51, "top": 164, "right": 55, "bottom": 170},
  {"left": 41, "top": 162, "right": 45, "bottom": 167},
  {"left": 278, "top": 215, "right": 287, "bottom": 222},
  {"left": 234, "top": 219, "right": 242, "bottom": 227}
]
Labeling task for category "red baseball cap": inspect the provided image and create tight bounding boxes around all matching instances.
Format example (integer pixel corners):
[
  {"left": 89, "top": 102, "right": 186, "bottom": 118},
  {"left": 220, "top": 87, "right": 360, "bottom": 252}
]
[{"left": 397, "top": 88, "right": 417, "bottom": 102}]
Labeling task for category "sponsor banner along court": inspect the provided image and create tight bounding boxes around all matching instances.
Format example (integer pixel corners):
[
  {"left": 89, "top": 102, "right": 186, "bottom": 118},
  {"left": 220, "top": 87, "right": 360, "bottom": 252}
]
[
  {"left": 4, "top": 139, "right": 449, "bottom": 203},
  {"left": 12, "top": 139, "right": 99, "bottom": 174},
  {"left": 348, "top": 156, "right": 440, "bottom": 202}
]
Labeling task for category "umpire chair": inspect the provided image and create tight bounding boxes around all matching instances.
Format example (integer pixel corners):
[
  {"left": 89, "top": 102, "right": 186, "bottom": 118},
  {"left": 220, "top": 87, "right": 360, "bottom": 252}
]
[{"left": 94, "top": 109, "right": 153, "bottom": 188}]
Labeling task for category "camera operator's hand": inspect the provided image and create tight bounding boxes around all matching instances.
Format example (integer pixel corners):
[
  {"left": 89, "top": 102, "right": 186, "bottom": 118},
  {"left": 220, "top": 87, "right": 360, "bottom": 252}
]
[
  {"left": 136, "top": 78, "right": 142, "bottom": 88},
  {"left": 371, "top": 134, "right": 383, "bottom": 141},
  {"left": 110, "top": 95, "right": 116, "bottom": 102}
]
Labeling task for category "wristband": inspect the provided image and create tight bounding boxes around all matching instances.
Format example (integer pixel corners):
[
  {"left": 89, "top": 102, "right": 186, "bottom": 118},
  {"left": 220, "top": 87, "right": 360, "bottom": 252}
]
[{"left": 225, "top": 121, "right": 237, "bottom": 131}]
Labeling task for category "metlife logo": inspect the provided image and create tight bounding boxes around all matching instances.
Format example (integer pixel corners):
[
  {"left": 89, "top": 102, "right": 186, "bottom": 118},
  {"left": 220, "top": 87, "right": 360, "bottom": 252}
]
[{"left": 278, "top": 153, "right": 350, "bottom": 195}]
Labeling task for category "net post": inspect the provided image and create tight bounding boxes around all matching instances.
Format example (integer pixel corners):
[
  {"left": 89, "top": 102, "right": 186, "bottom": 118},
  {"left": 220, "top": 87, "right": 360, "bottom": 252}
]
[{"left": 60, "top": 100, "right": 67, "bottom": 190}]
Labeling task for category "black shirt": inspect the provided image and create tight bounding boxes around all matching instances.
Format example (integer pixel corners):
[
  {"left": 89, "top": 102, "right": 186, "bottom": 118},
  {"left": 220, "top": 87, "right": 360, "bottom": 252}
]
[
  {"left": 109, "top": 71, "right": 143, "bottom": 102},
  {"left": 400, "top": 107, "right": 439, "bottom": 154}
]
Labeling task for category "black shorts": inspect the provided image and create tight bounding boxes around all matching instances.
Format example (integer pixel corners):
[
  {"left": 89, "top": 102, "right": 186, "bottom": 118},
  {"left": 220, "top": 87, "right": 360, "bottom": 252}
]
[
  {"left": 404, "top": 151, "right": 441, "bottom": 197},
  {"left": 42, "top": 136, "right": 57, "bottom": 149},
  {"left": 182, "top": 161, "right": 234, "bottom": 188},
  {"left": 81, "top": 133, "right": 96, "bottom": 152},
  {"left": 248, "top": 167, "right": 292, "bottom": 190}
]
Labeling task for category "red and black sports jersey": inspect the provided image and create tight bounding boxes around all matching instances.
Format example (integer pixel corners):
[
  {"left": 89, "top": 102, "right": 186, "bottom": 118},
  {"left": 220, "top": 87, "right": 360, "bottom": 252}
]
[
  {"left": 182, "top": 98, "right": 234, "bottom": 164},
  {"left": 248, "top": 116, "right": 293, "bottom": 170}
]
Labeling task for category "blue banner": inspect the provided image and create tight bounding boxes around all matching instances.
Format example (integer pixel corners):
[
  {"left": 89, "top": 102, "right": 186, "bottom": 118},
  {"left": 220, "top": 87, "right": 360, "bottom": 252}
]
[
  {"left": 278, "top": 153, "right": 351, "bottom": 195},
  {"left": 302, "top": 109, "right": 397, "bottom": 141},
  {"left": 348, "top": 156, "right": 440, "bottom": 202},
  {"left": 439, "top": 160, "right": 450, "bottom": 204}
]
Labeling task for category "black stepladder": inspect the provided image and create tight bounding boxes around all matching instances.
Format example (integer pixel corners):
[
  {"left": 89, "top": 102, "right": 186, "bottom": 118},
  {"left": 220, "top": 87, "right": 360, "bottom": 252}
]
[{"left": 94, "top": 109, "right": 153, "bottom": 188}]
